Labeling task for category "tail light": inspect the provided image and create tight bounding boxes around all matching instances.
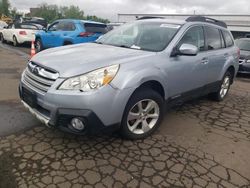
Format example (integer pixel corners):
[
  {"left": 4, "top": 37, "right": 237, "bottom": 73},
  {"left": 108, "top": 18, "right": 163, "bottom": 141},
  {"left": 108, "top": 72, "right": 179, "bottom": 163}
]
[
  {"left": 237, "top": 47, "right": 240, "bottom": 58},
  {"left": 19, "top": 31, "right": 27, "bottom": 35},
  {"left": 78, "top": 32, "right": 94, "bottom": 37}
]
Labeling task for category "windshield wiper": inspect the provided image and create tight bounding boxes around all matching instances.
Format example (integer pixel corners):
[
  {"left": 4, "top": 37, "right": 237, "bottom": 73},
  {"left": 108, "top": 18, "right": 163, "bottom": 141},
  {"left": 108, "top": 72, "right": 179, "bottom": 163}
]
[
  {"left": 94, "top": 41, "right": 103, "bottom": 44},
  {"left": 116, "top": 45, "right": 131, "bottom": 49}
]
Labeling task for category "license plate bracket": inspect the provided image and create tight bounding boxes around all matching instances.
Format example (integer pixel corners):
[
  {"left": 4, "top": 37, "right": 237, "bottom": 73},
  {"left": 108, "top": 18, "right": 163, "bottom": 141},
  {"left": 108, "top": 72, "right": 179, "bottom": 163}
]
[{"left": 22, "top": 87, "right": 37, "bottom": 108}]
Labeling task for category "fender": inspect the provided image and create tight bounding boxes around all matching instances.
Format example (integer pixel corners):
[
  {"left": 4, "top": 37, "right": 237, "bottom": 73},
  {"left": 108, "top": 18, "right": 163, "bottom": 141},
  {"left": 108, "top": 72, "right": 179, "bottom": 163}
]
[
  {"left": 111, "top": 66, "right": 169, "bottom": 100},
  {"left": 219, "top": 51, "right": 239, "bottom": 81},
  {"left": 62, "top": 37, "right": 73, "bottom": 45}
]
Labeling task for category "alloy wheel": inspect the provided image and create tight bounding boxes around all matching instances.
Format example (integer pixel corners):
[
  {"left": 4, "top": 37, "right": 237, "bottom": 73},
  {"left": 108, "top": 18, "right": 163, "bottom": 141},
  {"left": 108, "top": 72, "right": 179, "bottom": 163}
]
[
  {"left": 127, "top": 99, "right": 160, "bottom": 134},
  {"left": 220, "top": 76, "right": 230, "bottom": 98},
  {"left": 36, "top": 41, "right": 41, "bottom": 52},
  {"left": 13, "top": 37, "right": 17, "bottom": 46}
]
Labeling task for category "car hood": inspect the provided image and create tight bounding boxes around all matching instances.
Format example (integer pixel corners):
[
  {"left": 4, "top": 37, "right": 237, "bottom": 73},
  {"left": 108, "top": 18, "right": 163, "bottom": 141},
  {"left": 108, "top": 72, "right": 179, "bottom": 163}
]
[
  {"left": 240, "top": 50, "right": 250, "bottom": 59},
  {"left": 32, "top": 43, "right": 154, "bottom": 78}
]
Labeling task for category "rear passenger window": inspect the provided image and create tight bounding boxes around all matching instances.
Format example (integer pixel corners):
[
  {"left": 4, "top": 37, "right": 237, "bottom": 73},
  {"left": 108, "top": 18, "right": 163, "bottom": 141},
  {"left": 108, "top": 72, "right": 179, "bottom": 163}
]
[
  {"left": 205, "top": 27, "right": 222, "bottom": 50},
  {"left": 83, "top": 23, "right": 108, "bottom": 34},
  {"left": 178, "top": 26, "right": 205, "bottom": 51},
  {"left": 222, "top": 30, "right": 234, "bottom": 47},
  {"left": 58, "top": 22, "right": 76, "bottom": 31}
]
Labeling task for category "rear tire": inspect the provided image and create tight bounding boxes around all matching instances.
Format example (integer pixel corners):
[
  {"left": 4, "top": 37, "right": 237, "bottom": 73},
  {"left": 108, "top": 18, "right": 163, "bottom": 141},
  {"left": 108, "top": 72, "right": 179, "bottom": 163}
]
[
  {"left": 0, "top": 33, "right": 6, "bottom": 43},
  {"left": 13, "top": 36, "right": 19, "bottom": 47},
  {"left": 210, "top": 71, "right": 232, "bottom": 101},
  {"left": 35, "top": 39, "right": 43, "bottom": 53},
  {"left": 120, "top": 88, "right": 164, "bottom": 140}
]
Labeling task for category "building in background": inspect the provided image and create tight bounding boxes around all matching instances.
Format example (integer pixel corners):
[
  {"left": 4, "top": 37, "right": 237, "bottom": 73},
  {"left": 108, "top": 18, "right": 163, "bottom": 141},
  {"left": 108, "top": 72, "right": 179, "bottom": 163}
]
[{"left": 117, "top": 14, "right": 250, "bottom": 39}]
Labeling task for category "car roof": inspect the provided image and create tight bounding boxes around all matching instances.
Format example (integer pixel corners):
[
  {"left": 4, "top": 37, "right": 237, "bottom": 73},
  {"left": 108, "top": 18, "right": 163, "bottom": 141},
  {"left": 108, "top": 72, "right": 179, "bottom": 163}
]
[
  {"left": 137, "top": 18, "right": 186, "bottom": 25},
  {"left": 136, "top": 17, "right": 228, "bottom": 30},
  {"left": 54, "top": 19, "right": 105, "bottom": 25}
]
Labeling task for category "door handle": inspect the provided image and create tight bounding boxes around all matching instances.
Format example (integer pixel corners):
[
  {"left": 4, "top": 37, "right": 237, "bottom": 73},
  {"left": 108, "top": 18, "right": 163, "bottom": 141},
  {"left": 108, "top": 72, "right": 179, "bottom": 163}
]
[{"left": 201, "top": 58, "right": 209, "bottom": 64}]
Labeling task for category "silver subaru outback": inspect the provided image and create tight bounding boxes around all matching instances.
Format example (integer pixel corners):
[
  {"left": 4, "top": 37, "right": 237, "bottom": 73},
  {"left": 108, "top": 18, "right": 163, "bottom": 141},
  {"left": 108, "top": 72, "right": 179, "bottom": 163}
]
[{"left": 19, "top": 16, "right": 239, "bottom": 139}]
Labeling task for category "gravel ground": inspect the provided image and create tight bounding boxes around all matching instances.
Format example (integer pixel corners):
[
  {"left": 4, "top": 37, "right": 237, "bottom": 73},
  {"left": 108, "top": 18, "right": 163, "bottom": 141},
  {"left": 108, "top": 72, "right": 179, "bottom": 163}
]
[{"left": 0, "top": 44, "right": 249, "bottom": 188}]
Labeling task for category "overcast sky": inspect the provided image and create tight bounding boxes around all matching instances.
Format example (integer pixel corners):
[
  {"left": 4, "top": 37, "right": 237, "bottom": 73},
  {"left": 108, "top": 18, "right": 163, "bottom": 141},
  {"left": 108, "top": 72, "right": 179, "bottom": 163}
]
[{"left": 9, "top": 0, "right": 250, "bottom": 21}]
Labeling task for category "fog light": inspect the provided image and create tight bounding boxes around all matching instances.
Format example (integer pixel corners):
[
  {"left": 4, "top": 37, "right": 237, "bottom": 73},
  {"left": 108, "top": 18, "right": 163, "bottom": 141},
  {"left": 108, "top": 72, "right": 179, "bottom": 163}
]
[{"left": 71, "top": 118, "right": 85, "bottom": 131}]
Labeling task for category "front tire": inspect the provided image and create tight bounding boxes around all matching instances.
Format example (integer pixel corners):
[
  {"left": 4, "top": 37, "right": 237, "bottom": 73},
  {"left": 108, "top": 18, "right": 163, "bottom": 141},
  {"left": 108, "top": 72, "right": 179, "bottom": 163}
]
[
  {"left": 0, "top": 33, "right": 6, "bottom": 43},
  {"left": 35, "top": 39, "right": 43, "bottom": 53},
  {"left": 210, "top": 71, "right": 232, "bottom": 101},
  {"left": 120, "top": 88, "right": 164, "bottom": 140}
]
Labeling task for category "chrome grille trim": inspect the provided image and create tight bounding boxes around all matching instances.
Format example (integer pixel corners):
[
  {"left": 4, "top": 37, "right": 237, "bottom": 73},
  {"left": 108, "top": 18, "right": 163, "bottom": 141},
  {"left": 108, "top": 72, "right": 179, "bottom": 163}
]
[
  {"left": 23, "top": 72, "right": 50, "bottom": 92},
  {"left": 239, "top": 59, "right": 245, "bottom": 64},
  {"left": 22, "top": 78, "right": 46, "bottom": 95},
  {"left": 23, "top": 62, "right": 58, "bottom": 95},
  {"left": 25, "top": 68, "right": 54, "bottom": 86},
  {"left": 28, "top": 61, "right": 59, "bottom": 80}
]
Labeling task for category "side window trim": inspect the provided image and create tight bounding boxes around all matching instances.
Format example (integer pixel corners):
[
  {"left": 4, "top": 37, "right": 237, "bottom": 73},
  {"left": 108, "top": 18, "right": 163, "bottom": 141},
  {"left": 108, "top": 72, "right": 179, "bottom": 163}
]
[
  {"left": 220, "top": 30, "right": 226, "bottom": 48},
  {"left": 222, "top": 30, "right": 234, "bottom": 48},
  {"left": 48, "top": 22, "right": 59, "bottom": 31},
  {"left": 204, "top": 26, "right": 223, "bottom": 51},
  {"left": 176, "top": 25, "right": 206, "bottom": 53}
]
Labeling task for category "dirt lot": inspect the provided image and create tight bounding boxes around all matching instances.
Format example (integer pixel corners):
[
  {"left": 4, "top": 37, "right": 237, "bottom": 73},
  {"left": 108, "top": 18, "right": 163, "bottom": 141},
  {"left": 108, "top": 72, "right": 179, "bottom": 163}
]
[{"left": 0, "top": 44, "right": 250, "bottom": 188}]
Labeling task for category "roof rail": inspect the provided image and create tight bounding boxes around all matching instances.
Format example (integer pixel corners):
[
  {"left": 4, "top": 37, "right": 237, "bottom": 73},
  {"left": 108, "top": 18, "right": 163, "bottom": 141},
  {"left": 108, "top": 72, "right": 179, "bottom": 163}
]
[
  {"left": 186, "top": 16, "right": 227, "bottom": 28},
  {"left": 137, "top": 16, "right": 164, "bottom": 20}
]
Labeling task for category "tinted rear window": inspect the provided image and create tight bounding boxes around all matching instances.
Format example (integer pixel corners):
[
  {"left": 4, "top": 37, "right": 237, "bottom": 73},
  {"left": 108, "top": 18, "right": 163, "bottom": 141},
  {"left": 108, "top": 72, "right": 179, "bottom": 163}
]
[
  {"left": 15, "top": 24, "right": 41, "bottom": 30},
  {"left": 57, "top": 22, "right": 76, "bottom": 31},
  {"left": 82, "top": 23, "right": 108, "bottom": 34},
  {"left": 205, "top": 26, "right": 222, "bottom": 50}
]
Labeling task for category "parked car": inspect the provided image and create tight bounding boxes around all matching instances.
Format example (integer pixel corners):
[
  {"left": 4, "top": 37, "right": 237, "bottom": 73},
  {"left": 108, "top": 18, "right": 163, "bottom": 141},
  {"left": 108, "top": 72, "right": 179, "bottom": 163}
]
[
  {"left": 0, "top": 21, "right": 7, "bottom": 42},
  {"left": 19, "top": 16, "right": 239, "bottom": 139},
  {"left": 35, "top": 19, "right": 108, "bottom": 52},
  {"left": 235, "top": 38, "right": 250, "bottom": 74},
  {"left": 0, "top": 23, "right": 43, "bottom": 46},
  {"left": 0, "top": 20, "right": 7, "bottom": 30},
  {"left": 22, "top": 17, "right": 48, "bottom": 28}
]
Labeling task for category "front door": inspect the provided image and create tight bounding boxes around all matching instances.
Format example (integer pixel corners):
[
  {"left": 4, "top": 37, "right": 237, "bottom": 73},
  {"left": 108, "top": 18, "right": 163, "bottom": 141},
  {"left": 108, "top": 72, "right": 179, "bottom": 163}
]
[
  {"left": 44, "top": 22, "right": 61, "bottom": 48},
  {"left": 166, "top": 26, "right": 209, "bottom": 98}
]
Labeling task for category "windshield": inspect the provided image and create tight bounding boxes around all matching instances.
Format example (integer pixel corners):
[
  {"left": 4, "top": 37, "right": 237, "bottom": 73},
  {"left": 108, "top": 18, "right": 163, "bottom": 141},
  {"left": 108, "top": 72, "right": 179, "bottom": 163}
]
[
  {"left": 235, "top": 40, "right": 250, "bottom": 51},
  {"left": 97, "top": 21, "right": 181, "bottom": 52}
]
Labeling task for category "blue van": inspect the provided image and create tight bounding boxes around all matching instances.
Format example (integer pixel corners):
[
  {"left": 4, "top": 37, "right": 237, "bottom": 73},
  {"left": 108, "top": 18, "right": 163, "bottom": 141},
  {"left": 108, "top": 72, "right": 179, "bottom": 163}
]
[{"left": 35, "top": 19, "right": 108, "bottom": 52}]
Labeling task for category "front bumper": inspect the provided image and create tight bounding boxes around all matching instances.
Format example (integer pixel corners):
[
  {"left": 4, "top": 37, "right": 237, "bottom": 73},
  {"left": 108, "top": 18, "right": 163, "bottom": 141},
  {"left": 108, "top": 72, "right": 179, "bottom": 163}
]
[{"left": 19, "top": 80, "right": 134, "bottom": 135}]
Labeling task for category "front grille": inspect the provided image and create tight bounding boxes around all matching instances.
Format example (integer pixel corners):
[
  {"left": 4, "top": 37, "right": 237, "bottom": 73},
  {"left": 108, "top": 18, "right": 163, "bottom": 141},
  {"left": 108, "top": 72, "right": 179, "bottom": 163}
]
[
  {"left": 22, "top": 62, "right": 58, "bottom": 95},
  {"left": 239, "top": 59, "right": 245, "bottom": 64}
]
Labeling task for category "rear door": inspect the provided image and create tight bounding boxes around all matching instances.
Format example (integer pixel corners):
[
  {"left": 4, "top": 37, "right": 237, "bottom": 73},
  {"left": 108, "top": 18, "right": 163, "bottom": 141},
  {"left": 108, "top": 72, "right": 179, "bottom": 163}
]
[
  {"left": 203, "top": 26, "right": 226, "bottom": 84},
  {"left": 81, "top": 22, "right": 108, "bottom": 42}
]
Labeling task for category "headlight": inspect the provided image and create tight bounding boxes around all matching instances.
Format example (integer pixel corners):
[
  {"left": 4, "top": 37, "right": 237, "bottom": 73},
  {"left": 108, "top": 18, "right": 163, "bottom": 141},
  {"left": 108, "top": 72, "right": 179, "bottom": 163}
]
[
  {"left": 58, "top": 64, "right": 119, "bottom": 91},
  {"left": 247, "top": 60, "right": 250, "bottom": 63}
]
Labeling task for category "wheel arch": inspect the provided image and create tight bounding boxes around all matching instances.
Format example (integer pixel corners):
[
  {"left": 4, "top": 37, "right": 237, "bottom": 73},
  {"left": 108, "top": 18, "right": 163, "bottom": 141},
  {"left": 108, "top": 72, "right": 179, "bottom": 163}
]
[
  {"left": 112, "top": 66, "right": 169, "bottom": 100},
  {"left": 135, "top": 80, "right": 165, "bottom": 99},
  {"left": 227, "top": 66, "right": 235, "bottom": 84},
  {"left": 63, "top": 40, "right": 73, "bottom": 45}
]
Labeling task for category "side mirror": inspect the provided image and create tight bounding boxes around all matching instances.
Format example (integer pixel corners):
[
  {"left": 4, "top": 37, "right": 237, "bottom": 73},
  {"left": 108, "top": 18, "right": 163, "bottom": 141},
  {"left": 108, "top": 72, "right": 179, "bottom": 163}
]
[
  {"left": 178, "top": 44, "right": 198, "bottom": 56},
  {"left": 42, "top": 27, "right": 47, "bottom": 32}
]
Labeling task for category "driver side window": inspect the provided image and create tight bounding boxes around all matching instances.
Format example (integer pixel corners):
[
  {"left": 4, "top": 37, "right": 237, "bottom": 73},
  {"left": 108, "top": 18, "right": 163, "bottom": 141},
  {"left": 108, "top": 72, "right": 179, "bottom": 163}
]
[
  {"left": 178, "top": 26, "right": 205, "bottom": 51},
  {"left": 7, "top": 24, "right": 13, "bottom": 29},
  {"left": 48, "top": 22, "right": 59, "bottom": 31}
]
